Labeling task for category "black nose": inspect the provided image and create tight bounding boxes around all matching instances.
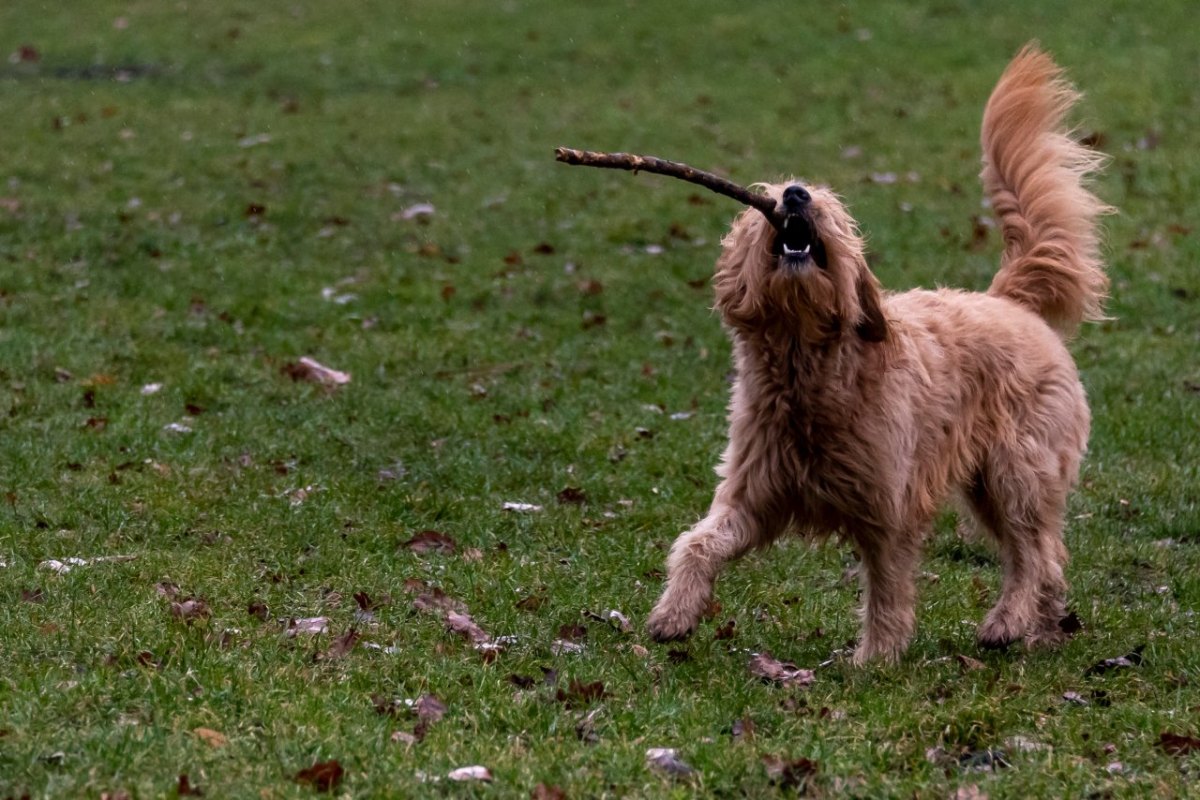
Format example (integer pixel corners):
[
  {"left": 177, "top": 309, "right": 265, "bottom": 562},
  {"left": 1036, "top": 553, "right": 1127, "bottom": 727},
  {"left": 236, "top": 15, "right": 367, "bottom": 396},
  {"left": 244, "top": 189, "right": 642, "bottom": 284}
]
[{"left": 782, "top": 185, "right": 811, "bottom": 211}]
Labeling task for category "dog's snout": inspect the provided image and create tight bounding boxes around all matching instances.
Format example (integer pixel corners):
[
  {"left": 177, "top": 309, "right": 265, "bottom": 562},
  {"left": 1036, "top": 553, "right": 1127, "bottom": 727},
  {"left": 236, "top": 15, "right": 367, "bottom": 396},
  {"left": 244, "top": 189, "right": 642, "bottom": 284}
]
[{"left": 782, "top": 184, "right": 811, "bottom": 211}]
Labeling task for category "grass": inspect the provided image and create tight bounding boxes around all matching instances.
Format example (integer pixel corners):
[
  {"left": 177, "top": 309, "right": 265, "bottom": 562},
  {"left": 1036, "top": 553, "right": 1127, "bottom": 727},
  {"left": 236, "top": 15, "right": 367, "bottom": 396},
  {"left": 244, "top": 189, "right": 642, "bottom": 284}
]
[{"left": 1, "top": 1, "right": 1198, "bottom": 797}]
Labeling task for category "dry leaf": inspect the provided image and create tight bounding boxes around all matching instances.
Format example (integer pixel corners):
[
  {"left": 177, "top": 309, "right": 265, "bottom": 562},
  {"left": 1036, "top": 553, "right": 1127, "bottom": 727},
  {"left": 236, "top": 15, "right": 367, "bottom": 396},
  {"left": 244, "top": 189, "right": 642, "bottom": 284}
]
[
  {"left": 402, "top": 530, "right": 457, "bottom": 555},
  {"left": 193, "top": 727, "right": 228, "bottom": 748},
  {"left": 447, "top": 765, "right": 492, "bottom": 782},
  {"left": 532, "top": 784, "right": 567, "bottom": 800},
  {"left": 446, "top": 611, "right": 490, "bottom": 644},
  {"left": 413, "top": 588, "right": 467, "bottom": 615},
  {"left": 956, "top": 654, "right": 987, "bottom": 671},
  {"left": 318, "top": 628, "right": 360, "bottom": 660},
  {"left": 287, "top": 617, "right": 330, "bottom": 636},
  {"left": 556, "top": 679, "right": 606, "bottom": 709},
  {"left": 1085, "top": 645, "right": 1144, "bottom": 676},
  {"left": 646, "top": 748, "right": 694, "bottom": 777},
  {"left": 284, "top": 356, "right": 351, "bottom": 387},
  {"left": 502, "top": 501, "right": 543, "bottom": 513},
  {"left": 176, "top": 774, "right": 203, "bottom": 796},
  {"left": 170, "top": 598, "right": 211, "bottom": 624},
  {"left": 762, "top": 754, "right": 818, "bottom": 790},
  {"left": 748, "top": 653, "right": 815, "bottom": 687},
  {"left": 1159, "top": 731, "right": 1200, "bottom": 756},
  {"left": 414, "top": 694, "right": 447, "bottom": 723},
  {"left": 294, "top": 759, "right": 344, "bottom": 792},
  {"left": 556, "top": 486, "right": 587, "bottom": 505},
  {"left": 39, "top": 555, "right": 136, "bottom": 574}
]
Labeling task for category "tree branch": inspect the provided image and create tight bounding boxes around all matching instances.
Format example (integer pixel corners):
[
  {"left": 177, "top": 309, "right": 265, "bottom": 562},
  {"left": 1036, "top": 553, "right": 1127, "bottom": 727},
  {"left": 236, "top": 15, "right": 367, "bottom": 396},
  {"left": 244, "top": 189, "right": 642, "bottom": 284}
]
[{"left": 554, "top": 147, "right": 782, "bottom": 228}]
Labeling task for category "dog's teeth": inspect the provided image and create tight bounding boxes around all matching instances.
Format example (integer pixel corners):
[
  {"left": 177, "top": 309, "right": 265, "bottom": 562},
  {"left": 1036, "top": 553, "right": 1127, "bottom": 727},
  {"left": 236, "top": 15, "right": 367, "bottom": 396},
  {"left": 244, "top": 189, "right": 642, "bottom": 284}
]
[{"left": 802, "top": 244, "right": 811, "bottom": 255}]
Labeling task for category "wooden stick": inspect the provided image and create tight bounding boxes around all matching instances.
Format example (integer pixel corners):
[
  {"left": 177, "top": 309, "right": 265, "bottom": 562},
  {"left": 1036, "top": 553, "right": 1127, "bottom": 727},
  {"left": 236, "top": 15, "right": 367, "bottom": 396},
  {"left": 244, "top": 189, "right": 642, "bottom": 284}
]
[{"left": 554, "top": 147, "right": 782, "bottom": 228}]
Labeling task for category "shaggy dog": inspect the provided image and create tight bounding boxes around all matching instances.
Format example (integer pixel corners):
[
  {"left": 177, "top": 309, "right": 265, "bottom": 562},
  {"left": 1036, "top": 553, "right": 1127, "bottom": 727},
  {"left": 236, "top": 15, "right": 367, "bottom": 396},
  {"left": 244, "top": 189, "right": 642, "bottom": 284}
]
[{"left": 645, "top": 45, "right": 1109, "bottom": 663}]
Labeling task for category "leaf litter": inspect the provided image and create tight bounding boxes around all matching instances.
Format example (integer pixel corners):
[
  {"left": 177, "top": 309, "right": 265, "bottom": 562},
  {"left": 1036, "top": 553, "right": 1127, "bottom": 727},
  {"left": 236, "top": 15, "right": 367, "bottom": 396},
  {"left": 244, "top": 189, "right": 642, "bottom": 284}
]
[
  {"left": 748, "top": 652, "right": 815, "bottom": 687},
  {"left": 39, "top": 555, "right": 136, "bottom": 574}
]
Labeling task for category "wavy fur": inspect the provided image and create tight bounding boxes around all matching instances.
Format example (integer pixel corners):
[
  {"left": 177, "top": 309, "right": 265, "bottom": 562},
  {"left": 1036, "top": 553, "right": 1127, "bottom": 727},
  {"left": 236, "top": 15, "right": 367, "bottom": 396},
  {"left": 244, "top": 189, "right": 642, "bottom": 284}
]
[
  {"left": 645, "top": 45, "right": 1110, "bottom": 663},
  {"left": 982, "top": 43, "right": 1110, "bottom": 336}
]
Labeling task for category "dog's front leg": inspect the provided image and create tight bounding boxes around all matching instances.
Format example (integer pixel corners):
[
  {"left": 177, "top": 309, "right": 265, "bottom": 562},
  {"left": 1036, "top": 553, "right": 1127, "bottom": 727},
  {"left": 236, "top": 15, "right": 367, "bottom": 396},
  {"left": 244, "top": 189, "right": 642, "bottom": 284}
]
[
  {"left": 852, "top": 530, "right": 922, "bottom": 664},
  {"left": 646, "top": 500, "right": 764, "bottom": 642}
]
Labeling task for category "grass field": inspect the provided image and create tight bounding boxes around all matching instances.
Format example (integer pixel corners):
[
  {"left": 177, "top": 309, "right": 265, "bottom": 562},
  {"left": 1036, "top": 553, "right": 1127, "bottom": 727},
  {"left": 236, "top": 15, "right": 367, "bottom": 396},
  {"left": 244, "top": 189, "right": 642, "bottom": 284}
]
[{"left": 1, "top": 1, "right": 1199, "bottom": 797}]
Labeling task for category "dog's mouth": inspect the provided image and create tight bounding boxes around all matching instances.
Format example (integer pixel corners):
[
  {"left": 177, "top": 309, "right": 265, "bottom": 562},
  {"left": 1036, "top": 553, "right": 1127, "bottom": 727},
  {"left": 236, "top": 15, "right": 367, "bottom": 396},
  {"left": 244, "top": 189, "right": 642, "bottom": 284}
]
[{"left": 772, "top": 212, "right": 826, "bottom": 269}]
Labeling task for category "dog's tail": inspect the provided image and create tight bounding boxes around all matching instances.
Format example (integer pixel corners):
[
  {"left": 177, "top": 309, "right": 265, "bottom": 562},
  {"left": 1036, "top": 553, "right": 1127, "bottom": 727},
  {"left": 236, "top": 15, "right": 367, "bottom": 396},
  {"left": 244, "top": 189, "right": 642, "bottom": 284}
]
[{"left": 981, "top": 44, "right": 1110, "bottom": 338}]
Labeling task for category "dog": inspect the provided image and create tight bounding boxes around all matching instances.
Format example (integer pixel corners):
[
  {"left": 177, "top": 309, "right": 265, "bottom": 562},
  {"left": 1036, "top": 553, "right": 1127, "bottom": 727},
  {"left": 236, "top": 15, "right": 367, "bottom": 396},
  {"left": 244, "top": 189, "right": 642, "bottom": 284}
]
[{"left": 645, "top": 44, "right": 1109, "bottom": 664}]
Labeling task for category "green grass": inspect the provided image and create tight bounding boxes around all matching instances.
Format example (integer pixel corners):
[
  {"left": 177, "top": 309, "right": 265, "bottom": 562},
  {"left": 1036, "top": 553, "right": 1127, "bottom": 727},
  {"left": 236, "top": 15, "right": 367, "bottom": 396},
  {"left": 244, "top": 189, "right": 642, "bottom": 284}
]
[{"left": 1, "top": 1, "right": 1199, "bottom": 797}]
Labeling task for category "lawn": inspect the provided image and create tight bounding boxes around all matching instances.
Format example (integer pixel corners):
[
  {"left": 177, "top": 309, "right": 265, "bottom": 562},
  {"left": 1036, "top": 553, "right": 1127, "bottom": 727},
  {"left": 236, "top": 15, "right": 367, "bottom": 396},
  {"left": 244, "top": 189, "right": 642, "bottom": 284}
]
[{"left": 1, "top": 1, "right": 1198, "bottom": 797}]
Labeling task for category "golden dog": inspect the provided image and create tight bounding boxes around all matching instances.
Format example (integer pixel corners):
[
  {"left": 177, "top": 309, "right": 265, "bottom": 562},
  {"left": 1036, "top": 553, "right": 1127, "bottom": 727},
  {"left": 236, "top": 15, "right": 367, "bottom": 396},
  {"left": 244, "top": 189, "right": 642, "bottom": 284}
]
[{"left": 646, "top": 45, "right": 1109, "bottom": 663}]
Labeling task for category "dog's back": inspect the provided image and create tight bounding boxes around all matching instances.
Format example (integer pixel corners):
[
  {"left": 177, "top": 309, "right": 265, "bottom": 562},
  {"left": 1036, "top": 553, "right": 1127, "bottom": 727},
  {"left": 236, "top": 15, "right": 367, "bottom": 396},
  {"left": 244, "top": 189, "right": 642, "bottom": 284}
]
[{"left": 981, "top": 44, "right": 1110, "bottom": 338}]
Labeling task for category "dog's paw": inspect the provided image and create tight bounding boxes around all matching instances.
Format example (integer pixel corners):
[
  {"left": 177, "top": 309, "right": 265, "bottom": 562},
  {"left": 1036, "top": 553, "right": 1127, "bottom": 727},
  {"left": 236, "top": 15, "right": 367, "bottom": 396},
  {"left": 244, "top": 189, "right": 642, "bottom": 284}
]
[
  {"left": 851, "top": 638, "right": 906, "bottom": 666},
  {"left": 645, "top": 605, "right": 697, "bottom": 643},
  {"left": 976, "top": 616, "right": 1024, "bottom": 651}
]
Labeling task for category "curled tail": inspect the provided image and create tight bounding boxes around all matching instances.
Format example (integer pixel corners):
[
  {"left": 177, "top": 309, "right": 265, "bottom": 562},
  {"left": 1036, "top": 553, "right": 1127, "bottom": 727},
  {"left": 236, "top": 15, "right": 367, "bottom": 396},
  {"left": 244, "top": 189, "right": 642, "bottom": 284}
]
[{"left": 981, "top": 44, "right": 1111, "bottom": 338}]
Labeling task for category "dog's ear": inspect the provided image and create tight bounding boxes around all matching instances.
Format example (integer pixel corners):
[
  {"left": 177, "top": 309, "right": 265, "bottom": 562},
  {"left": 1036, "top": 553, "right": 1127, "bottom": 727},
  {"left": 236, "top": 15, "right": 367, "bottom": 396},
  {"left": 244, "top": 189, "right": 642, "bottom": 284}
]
[{"left": 854, "top": 270, "right": 889, "bottom": 343}]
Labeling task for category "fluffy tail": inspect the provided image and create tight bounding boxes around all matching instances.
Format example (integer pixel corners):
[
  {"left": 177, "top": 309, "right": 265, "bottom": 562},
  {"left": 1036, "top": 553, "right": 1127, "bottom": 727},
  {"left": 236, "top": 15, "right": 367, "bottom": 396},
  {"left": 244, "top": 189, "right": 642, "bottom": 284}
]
[{"left": 981, "top": 44, "right": 1110, "bottom": 338}]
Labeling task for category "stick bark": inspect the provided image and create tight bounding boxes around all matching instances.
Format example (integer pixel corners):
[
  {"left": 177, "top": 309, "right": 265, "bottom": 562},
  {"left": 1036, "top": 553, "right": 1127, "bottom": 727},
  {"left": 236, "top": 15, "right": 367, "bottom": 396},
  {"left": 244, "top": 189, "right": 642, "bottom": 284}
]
[{"left": 554, "top": 147, "right": 782, "bottom": 228}]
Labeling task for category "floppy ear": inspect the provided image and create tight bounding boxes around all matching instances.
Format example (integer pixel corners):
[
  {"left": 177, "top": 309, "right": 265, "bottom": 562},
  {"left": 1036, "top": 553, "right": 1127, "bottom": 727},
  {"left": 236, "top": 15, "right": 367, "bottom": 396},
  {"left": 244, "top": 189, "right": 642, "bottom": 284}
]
[{"left": 854, "top": 270, "right": 889, "bottom": 343}]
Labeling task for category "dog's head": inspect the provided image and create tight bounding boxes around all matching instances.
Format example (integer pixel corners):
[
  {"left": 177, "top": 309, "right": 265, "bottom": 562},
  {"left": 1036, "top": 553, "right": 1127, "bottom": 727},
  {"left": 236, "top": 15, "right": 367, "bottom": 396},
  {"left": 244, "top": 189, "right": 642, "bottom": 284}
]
[{"left": 714, "top": 181, "right": 888, "bottom": 343}]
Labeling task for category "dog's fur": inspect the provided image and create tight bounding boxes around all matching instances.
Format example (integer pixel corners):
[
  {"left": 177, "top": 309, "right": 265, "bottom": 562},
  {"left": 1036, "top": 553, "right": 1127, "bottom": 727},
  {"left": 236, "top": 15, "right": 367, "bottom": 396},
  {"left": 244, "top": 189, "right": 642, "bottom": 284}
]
[{"left": 645, "top": 45, "right": 1110, "bottom": 663}]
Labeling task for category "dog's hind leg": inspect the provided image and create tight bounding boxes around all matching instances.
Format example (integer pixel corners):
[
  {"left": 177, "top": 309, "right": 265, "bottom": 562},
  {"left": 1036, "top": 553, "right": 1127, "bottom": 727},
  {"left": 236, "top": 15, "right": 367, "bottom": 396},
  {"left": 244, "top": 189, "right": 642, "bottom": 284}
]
[
  {"left": 647, "top": 498, "right": 775, "bottom": 642},
  {"left": 852, "top": 526, "right": 923, "bottom": 664},
  {"left": 969, "top": 450, "right": 1071, "bottom": 649}
]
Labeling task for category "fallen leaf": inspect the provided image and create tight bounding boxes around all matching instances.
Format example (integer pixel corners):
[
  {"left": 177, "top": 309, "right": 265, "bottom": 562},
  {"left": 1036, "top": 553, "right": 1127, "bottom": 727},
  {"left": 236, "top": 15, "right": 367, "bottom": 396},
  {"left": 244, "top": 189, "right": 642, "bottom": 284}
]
[
  {"left": 447, "top": 765, "right": 492, "bottom": 782},
  {"left": 294, "top": 759, "right": 344, "bottom": 792},
  {"left": 515, "top": 594, "right": 545, "bottom": 612},
  {"left": 170, "top": 598, "right": 211, "bottom": 624},
  {"left": 646, "top": 748, "right": 694, "bottom": 777},
  {"left": 1062, "top": 691, "right": 1089, "bottom": 706},
  {"left": 952, "top": 786, "right": 988, "bottom": 800},
  {"left": 318, "top": 628, "right": 360, "bottom": 660},
  {"left": 413, "top": 694, "right": 447, "bottom": 723},
  {"left": 287, "top": 617, "right": 330, "bottom": 637},
  {"left": 556, "top": 486, "right": 587, "bottom": 505},
  {"left": 1085, "top": 645, "right": 1144, "bottom": 676},
  {"left": 556, "top": 679, "right": 606, "bottom": 708},
  {"left": 176, "top": 773, "right": 203, "bottom": 796},
  {"left": 576, "top": 707, "right": 601, "bottom": 744},
  {"left": 502, "top": 501, "right": 543, "bottom": 513},
  {"left": 959, "top": 748, "right": 1009, "bottom": 773},
  {"left": 731, "top": 716, "right": 755, "bottom": 741},
  {"left": 391, "top": 730, "right": 418, "bottom": 745},
  {"left": 39, "top": 555, "right": 136, "bottom": 574},
  {"left": 606, "top": 609, "right": 632, "bottom": 633},
  {"left": 748, "top": 653, "right": 815, "bottom": 687},
  {"left": 193, "top": 727, "right": 228, "bottom": 748},
  {"left": 247, "top": 600, "right": 269, "bottom": 621},
  {"left": 402, "top": 530, "right": 456, "bottom": 555},
  {"left": 1159, "top": 731, "right": 1200, "bottom": 756},
  {"left": 532, "top": 784, "right": 567, "bottom": 800},
  {"left": 21, "top": 587, "right": 44, "bottom": 603},
  {"left": 1058, "top": 611, "right": 1083, "bottom": 635},
  {"left": 446, "top": 611, "right": 490, "bottom": 644},
  {"left": 413, "top": 588, "right": 467, "bottom": 615},
  {"left": 283, "top": 357, "right": 351, "bottom": 387},
  {"left": 762, "top": 755, "right": 818, "bottom": 790},
  {"left": 399, "top": 203, "right": 435, "bottom": 221},
  {"left": 557, "top": 623, "right": 587, "bottom": 642},
  {"left": 714, "top": 619, "right": 737, "bottom": 640},
  {"left": 957, "top": 654, "right": 987, "bottom": 672}
]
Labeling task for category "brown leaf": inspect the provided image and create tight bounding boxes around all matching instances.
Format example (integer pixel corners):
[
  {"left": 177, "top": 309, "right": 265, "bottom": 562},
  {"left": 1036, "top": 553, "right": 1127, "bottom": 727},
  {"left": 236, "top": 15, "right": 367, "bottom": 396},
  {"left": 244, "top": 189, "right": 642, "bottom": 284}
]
[
  {"left": 247, "top": 600, "right": 269, "bottom": 621},
  {"left": 414, "top": 694, "right": 447, "bottom": 723},
  {"left": 748, "top": 653, "right": 814, "bottom": 687},
  {"left": 575, "top": 279, "right": 603, "bottom": 296},
  {"left": 1058, "top": 611, "right": 1083, "bottom": 635},
  {"left": 446, "top": 611, "right": 490, "bottom": 644},
  {"left": 177, "top": 773, "right": 204, "bottom": 796},
  {"left": 413, "top": 588, "right": 467, "bottom": 615},
  {"left": 193, "top": 727, "right": 228, "bottom": 748},
  {"left": 84, "top": 416, "right": 109, "bottom": 431},
  {"left": 21, "top": 587, "right": 44, "bottom": 603},
  {"left": 556, "top": 679, "right": 606, "bottom": 708},
  {"left": 556, "top": 486, "right": 587, "bottom": 505},
  {"left": 956, "top": 654, "right": 987, "bottom": 672},
  {"left": 170, "top": 598, "right": 211, "bottom": 624},
  {"left": 287, "top": 617, "right": 330, "bottom": 636},
  {"left": 952, "top": 786, "right": 988, "bottom": 800},
  {"left": 503, "top": 250, "right": 524, "bottom": 266},
  {"left": 294, "top": 759, "right": 344, "bottom": 792},
  {"left": 318, "top": 628, "right": 360, "bottom": 660},
  {"left": 532, "top": 784, "right": 567, "bottom": 800},
  {"left": 515, "top": 594, "right": 546, "bottom": 612},
  {"left": 713, "top": 619, "right": 736, "bottom": 640},
  {"left": 508, "top": 674, "right": 537, "bottom": 690},
  {"left": 557, "top": 623, "right": 587, "bottom": 642},
  {"left": 402, "top": 530, "right": 457, "bottom": 555},
  {"left": 731, "top": 716, "right": 755, "bottom": 741},
  {"left": 1084, "top": 644, "right": 1144, "bottom": 677},
  {"left": 1159, "top": 731, "right": 1200, "bottom": 756},
  {"left": 532, "top": 242, "right": 556, "bottom": 255},
  {"left": 762, "top": 754, "right": 818, "bottom": 790},
  {"left": 244, "top": 203, "right": 266, "bottom": 218}
]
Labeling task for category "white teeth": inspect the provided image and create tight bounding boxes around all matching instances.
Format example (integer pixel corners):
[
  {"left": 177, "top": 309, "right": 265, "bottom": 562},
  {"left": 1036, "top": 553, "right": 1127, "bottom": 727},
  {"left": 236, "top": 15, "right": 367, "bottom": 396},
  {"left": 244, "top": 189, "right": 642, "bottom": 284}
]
[{"left": 782, "top": 243, "right": 811, "bottom": 257}]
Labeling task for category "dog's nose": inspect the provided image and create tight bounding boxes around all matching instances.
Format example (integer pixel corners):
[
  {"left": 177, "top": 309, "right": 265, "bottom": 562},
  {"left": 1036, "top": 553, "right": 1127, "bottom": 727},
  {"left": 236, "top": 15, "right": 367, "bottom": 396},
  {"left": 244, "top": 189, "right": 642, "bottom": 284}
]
[{"left": 782, "top": 185, "right": 811, "bottom": 211}]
